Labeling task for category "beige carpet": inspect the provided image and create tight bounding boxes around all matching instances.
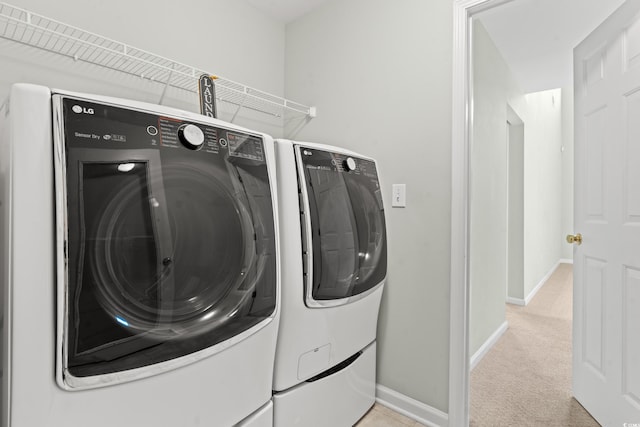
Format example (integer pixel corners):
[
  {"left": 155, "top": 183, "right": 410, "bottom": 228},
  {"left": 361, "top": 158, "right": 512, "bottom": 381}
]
[{"left": 470, "top": 264, "right": 600, "bottom": 426}]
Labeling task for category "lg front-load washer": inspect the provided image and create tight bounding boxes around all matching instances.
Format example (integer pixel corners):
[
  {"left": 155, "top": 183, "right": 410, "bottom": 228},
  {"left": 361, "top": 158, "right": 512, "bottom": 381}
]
[
  {"left": 0, "top": 84, "right": 280, "bottom": 427},
  {"left": 272, "top": 140, "right": 387, "bottom": 426}
]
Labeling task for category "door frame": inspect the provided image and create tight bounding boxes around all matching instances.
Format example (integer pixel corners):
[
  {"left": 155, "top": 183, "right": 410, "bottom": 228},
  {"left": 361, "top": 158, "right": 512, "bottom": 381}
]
[{"left": 449, "top": 0, "right": 517, "bottom": 425}]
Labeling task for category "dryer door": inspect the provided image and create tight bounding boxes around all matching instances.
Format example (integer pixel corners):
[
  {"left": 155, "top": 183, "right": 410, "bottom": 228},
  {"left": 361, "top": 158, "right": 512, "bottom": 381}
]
[
  {"left": 56, "top": 96, "right": 277, "bottom": 389},
  {"left": 296, "top": 146, "right": 387, "bottom": 308}
]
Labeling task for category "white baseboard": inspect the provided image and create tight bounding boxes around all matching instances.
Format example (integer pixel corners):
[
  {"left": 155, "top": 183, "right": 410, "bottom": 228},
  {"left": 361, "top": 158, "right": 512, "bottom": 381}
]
[
  {"left": 375, "top": 384, "right": 448, "bottom": 427},
  {"left": 470, "top": 321, "right": 508, "bottom": 371},
  {"left": 508, "top": 259, "right": 569, "bottom": 307},
  {"left": 524, "top": 260, "right": 561, "bottom": 306},
  {"left": 506, "top": 296, "right": 525, "bottom": 306}
]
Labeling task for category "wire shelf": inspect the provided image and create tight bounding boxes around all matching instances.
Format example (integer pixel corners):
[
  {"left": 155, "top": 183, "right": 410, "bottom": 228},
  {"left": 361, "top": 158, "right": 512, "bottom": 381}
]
[{"left": 0, "top": 2, "right": 315, "bottom": 119}]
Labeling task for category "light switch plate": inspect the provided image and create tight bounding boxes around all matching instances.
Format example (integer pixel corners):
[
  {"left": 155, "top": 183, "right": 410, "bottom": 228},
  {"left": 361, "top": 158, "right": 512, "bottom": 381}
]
[{"left": 392, "top": 184, "right": 406, "bottom": 208}]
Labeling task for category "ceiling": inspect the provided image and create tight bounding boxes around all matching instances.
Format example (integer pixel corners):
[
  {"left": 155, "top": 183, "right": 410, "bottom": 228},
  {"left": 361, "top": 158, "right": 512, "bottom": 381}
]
[
  {"left": 477, "top": 0, "right": 625, "bottom": 93},
  {"left": 244, "top": 0, "right": 626, "bottom": 93},
  {"left": 243, "top": 0, "right": 330, "bottom": 23}
]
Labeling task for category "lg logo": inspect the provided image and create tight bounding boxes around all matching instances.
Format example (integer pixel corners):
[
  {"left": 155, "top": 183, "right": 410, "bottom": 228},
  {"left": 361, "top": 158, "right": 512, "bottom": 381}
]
[{"left": 72, "top": 105, "right": 94, "bottom": 115}]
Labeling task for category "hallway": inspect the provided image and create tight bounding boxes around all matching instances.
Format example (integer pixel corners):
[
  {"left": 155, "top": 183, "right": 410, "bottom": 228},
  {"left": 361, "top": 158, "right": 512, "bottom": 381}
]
[{"left": 470, "top": 264, "right": 599, "bottom": 426}]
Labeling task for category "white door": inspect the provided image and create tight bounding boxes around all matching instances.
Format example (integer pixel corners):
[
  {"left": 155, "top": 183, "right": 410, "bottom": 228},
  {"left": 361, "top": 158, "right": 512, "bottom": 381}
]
[{"left": 573, "top": 1, "right": 640, "bottom": 425}]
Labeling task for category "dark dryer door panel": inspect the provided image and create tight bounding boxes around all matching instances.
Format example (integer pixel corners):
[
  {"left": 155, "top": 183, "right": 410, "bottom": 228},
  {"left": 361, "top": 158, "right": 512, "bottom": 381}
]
[
  {"left": 296, "top": 145, "right": 387, "bottom": 307},
  {"left": 56, "top": 96, "right": 276, "bottom": 389}
]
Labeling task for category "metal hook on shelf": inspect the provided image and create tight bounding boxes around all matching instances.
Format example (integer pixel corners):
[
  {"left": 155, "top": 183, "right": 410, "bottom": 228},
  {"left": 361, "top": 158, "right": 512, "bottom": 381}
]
[
  {"left": 230, "top": 93, "right": 247, "bottom": 124},
  {"left": 284, "top": 113, "right": 314, "bottom": 140},
  {"left": 158, "top": 62, "right": 175, "bottom": 105}
]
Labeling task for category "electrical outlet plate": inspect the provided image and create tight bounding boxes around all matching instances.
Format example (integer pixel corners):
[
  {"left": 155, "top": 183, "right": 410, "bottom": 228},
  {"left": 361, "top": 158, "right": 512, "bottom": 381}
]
[{"left": 392, "top": 184, "right": 406, "bottom": 208}]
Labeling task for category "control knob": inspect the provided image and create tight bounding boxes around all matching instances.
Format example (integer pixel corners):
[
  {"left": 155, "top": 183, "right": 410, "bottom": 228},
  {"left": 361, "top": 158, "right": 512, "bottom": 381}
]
[
  {"left": 178, "top": 124, "right": 205, "bottom": 149},
  {"left": 343, "top": 157, "right": 357, "bottom": 171}
]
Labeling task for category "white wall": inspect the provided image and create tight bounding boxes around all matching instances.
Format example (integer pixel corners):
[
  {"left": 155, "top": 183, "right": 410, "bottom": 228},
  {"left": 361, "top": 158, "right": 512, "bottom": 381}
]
[
  {"left": 523, "top": 89, "right": 564, "bottom": 297},
  {"left": 470, "top": 21, "right": 526, "bottom": 356},
  {"left": 0, "top": 0, "right": 286, "bottom": 136},
  {"left": 561, "top": 85, "right": 575, "bottom": 260},
  {"left": 284, "top": 0, "right": 452, "bottom": 413},
  {"left": 507, "top": 121, "right": 525, "bottom": 300}
]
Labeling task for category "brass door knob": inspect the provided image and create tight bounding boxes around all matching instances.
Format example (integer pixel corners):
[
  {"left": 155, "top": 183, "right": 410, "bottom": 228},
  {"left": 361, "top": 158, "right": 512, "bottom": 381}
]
[{"left": 566, "top": 233, "right": 583, "bottom": 245}]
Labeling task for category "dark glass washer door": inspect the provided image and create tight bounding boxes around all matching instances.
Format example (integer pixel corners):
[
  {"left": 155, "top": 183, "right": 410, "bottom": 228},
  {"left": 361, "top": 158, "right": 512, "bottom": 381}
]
[
  {"left": 59, "top": 97, "right": 276, "bottom": 388},
  {"left": 297, "top": 146, "right": 387, "bottom": 307}
]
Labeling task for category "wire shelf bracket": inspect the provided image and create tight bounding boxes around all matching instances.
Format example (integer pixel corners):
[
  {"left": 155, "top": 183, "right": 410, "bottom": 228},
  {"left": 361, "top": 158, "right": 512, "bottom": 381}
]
[{"left": 0, "top": 2, "right": 316, "bottom": 120}]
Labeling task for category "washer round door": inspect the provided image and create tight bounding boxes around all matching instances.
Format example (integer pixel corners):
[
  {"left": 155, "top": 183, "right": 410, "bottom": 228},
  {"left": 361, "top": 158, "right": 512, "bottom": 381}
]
[
  {"left": 89, "top": 163, "right": 255, "bottom": 337},
  {"left": 58, "top": 97, "right": 277, "bottom": 389}
]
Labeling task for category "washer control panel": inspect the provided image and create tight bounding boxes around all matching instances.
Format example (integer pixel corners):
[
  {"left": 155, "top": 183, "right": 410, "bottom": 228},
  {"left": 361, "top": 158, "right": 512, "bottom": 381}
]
[{"left": 61, "top": 97, "right": 265, "bottom": 162}]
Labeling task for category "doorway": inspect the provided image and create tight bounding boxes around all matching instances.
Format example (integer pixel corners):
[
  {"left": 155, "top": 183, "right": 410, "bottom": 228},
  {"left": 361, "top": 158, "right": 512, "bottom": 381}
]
[
  {"left": 468, "top": 10, "right": 566, "bottom": 379},
  {"left": 449, "top": 0, "right": 624, "bottom": 425}
]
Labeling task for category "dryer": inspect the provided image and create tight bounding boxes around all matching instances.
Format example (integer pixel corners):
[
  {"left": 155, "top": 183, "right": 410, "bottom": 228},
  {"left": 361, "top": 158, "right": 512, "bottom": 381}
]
[
  {"left": 0, "top": 84, "right": 280, "bottom": 426},
  {"left": 272, "top": 140, "right": 387, "bottom": 426}
]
